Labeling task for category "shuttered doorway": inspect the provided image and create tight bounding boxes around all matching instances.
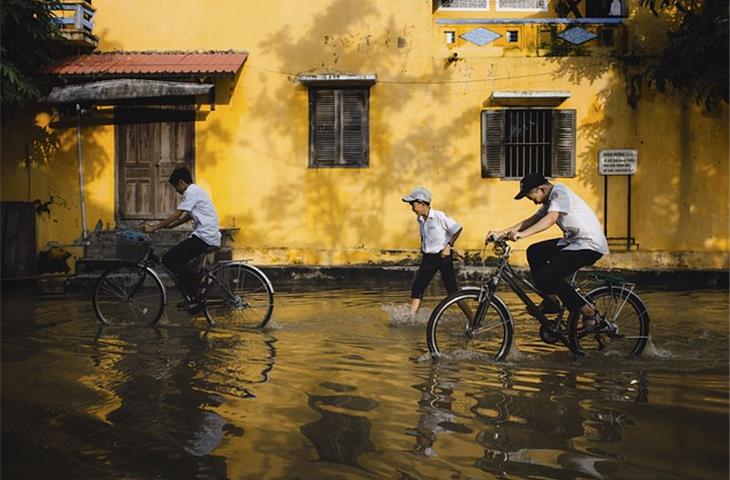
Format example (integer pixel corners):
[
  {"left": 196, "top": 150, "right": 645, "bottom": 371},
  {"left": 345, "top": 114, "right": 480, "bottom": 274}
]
[{"left": 115, "top": 106, "right": 195, "bottom": 220}]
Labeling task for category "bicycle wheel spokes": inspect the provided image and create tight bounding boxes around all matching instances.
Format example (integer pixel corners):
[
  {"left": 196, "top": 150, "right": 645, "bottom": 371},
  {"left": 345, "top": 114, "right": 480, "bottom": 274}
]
[
  {"left": 203, "top": 263, "right": 274, "bottom": 329},
  {"left": 427, "top": 291, "right": 512, "bottom": 361},
  {"left": 574, "top": 288, "right": 649, "bottom": 357},
  {"left": 93, "top": 264, "right": 165, "bottom": 326}
]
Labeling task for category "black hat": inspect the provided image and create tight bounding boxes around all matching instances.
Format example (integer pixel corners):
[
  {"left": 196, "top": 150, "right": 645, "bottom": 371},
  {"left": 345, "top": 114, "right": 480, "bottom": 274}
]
[{"left": 514, "top": 172, "right": 548, "bottom": 199}]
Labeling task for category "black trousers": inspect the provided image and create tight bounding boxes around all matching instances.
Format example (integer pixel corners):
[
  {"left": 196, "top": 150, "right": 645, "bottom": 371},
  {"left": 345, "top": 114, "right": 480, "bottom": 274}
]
[
  {"left": 411, "top": 252, "right": 459, "bottom": 299},
  {"left": 162, "top": 235, "right": 210, "bottom": 298},
  {"left": 526, "top": 239, "right": 603, "bottom": 312}
]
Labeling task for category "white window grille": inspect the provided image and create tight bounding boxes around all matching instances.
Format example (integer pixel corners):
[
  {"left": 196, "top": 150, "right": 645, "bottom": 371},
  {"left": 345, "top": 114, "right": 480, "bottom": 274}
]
[
  {"left": 481, "top": 109, "right": 576, "bottom": 179},
  {"left": 439, "top": 0, "right": 489, "bottom": 10},
  {"left": 496, "top": 0, "right": 548, "bottom": 11}
]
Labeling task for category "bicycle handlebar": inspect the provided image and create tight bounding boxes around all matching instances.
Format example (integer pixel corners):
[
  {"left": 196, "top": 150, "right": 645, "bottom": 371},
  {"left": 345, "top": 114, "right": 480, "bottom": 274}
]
[
  {"left": 485, "top": 234, "right": 511, "bottom": 257},
  {"left": 485, "top": 234, "right": 510, "bottom": 245}
]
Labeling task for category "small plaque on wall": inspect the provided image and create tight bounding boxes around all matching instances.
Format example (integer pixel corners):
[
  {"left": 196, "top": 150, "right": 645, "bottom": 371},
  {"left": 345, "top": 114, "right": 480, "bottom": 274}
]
[{"left": 599, "top": 149, "right": 637, "bottom": 175}]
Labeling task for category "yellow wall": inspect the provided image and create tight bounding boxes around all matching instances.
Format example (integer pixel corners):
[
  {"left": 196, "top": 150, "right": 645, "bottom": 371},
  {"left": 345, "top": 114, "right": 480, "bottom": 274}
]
[{"left": 2, "top": 0, "right": 727, "bottom": 270}]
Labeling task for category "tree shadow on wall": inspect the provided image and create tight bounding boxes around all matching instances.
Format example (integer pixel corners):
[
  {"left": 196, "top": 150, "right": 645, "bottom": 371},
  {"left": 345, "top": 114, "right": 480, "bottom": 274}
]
[
  {"left": 540, "top": 11, "right": 727, "bottom": 251},
  {"left": 227, "top": 0, "right": 504, "bottom": 254}
]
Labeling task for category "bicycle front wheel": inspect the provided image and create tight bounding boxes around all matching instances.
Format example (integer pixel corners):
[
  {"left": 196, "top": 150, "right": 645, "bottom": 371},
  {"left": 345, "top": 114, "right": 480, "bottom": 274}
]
[
  {"left": 427, "top": 288, "right": 513, "bottom": 361},
  {"left": 203, "top": 262, "right": 274, "bottom": 328},
  {"left": 93, "top": 263, "right": 165, "bottom": 326},
  {"left": 568, "top": 286, "right": 650, "bottom": 357}
]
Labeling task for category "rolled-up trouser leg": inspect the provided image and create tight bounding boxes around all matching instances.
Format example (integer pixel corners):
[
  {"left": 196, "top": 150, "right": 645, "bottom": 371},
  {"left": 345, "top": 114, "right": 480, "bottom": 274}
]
[
  {"left": 411, "top": 253, "right": 440, "bottom": 299},
  {"left": 437, "top": 253, "right": 460, "bottom": 295}
]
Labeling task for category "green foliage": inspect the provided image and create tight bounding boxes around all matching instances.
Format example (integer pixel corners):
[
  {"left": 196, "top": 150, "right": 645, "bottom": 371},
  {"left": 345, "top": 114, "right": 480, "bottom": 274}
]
[
  {"left": 1, "top": 0, "right": 63, "bottom": 106},
  {"left": 637, "top": 0, "right": 729, "bottom": 110}
]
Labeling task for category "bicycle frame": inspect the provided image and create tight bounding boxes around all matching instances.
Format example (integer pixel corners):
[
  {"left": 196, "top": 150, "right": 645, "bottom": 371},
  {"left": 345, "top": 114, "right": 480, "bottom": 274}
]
[
  {"left": 124, "top": 247, "right": 207, "bottom": 307},
  {"left": 473, "top": 240, "right": 589, "bottom": 353},
  {"left": 475, "top": 242, "right": 557, "bottom": 329},
  {"left": 138, "top": 248, "right": 268, "bottom": 312}
]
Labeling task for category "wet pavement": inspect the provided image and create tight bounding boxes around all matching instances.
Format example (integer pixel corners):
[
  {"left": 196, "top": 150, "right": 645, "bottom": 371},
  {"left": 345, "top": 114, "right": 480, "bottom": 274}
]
[{"left": 1, "top": 282, "right": 728, "bottom": 479}]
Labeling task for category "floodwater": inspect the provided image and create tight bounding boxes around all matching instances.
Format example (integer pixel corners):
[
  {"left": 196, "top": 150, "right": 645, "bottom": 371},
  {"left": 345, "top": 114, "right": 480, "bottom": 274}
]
[{"left": 1, "top": 281, "right": 728, "bottom": 479}]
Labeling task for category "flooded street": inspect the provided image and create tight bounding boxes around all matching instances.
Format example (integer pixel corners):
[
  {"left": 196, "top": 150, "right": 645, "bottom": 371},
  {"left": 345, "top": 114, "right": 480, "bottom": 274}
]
[{"left": 2, "top": 282, "right": 728, "bottom": 479}]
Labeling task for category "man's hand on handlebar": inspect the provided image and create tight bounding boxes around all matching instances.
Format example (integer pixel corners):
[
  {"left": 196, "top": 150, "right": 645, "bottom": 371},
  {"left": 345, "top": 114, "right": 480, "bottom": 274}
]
[
  {"left": 486, "top": 229, "right": 525, "bottom": 244},
  {"left": 485, "top": 231, "right": 507, "bottom": 244}
]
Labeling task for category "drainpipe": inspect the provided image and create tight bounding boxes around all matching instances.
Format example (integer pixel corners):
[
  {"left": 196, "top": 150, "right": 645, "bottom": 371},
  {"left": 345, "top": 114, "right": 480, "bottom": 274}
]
[{"left": 76, "top": 103, "right": 88, "bottom": 240}]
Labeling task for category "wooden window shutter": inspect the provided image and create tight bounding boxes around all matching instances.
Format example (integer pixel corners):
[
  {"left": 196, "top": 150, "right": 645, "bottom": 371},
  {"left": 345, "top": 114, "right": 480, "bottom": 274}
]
[
  {"left": 310, "top": 89, "right": 337, "bottom": 166},
  {"left": 551, "top": 109, "right": 576, "bottom": 177},
  {"left": 341, "top": 89, "right": 368, "bottom": 166},
  {"left": 481, "top": 109, "right": 505, "bottom": 178}
]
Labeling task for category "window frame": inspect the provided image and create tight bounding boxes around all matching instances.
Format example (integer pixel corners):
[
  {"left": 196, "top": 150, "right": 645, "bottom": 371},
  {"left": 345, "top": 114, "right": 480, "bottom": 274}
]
[
  {"left": 481, "top": 107, "right": 576, "bottom": 180},
  {"left": 307, "top": 86, "right": 371, "bottom": 169}
]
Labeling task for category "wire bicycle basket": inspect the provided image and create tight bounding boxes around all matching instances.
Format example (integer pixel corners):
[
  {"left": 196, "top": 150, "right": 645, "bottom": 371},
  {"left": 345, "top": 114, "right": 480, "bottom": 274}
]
[{"left": 115, "top": 231, "right": 151, "bottom": 263}]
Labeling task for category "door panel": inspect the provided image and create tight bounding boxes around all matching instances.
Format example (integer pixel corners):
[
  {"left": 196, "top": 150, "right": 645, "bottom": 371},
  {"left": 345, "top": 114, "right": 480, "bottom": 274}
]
[{"left": 116, "top": 106, "right": 195, "bottom": 220}]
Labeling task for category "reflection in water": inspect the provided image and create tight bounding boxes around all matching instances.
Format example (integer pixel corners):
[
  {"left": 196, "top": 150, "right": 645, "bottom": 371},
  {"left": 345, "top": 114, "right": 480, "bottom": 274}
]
[
  {"left": 90, "top": 325, "right": 277, "bottom": 460},
  {"left": 300, "top": 383, "right": 378, "bottom": 468},
  {"left": 411, "top": 360, "right": 660, "bottom": 479},
  {"left": 1, "top": 287, "right": 728, "bottom": 479}
]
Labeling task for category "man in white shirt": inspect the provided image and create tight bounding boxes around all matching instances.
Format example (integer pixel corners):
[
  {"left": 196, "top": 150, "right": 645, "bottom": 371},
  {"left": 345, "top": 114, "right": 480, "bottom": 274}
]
[
  {"left": 487, "top": 172, "right": 609, "bottom": 330},
  {"left": 403, "top": 187, "right": 463, "bottom": 314},
  {"left": 142, "top": 166, "right": 221, "bottom": 312}
]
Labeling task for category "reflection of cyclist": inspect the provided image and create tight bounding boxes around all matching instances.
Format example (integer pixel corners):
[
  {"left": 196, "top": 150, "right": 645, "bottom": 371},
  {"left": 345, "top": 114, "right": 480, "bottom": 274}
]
[
  {"left": 486, "top": 173, "right": 609, "bottom": 331},
  {"left": 142, "top": 166, "right": 221, "bottom": 312}
]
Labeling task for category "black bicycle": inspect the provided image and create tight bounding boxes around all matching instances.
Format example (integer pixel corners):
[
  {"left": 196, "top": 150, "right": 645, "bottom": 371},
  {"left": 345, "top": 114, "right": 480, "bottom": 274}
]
[
  {"left": 426, "top": 236, "right": 650, "bottom": 361},
  {"left": 92, "top": 231, "right": 274, "bottom": 328}
]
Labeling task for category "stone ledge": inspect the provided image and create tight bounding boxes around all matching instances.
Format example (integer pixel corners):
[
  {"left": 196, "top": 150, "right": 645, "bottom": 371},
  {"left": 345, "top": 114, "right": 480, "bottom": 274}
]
[{"left": 6, "top": 265, "right": 727, "bottom": 294}]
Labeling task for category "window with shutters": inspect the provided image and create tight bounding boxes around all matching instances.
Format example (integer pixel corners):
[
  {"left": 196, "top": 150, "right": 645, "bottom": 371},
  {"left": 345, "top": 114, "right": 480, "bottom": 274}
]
[
  {"left": 481, "top": 108, "right": 576, "bottom": 179},
  {"left": 309, "top": 87, "right": 369, "bottom": 168}
]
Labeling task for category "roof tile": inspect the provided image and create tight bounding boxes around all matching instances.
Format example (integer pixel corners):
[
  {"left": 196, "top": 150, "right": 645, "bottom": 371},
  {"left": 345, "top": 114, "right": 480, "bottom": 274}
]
[{"left": 42, "top": 51, "right": 248, "bottom": 76}]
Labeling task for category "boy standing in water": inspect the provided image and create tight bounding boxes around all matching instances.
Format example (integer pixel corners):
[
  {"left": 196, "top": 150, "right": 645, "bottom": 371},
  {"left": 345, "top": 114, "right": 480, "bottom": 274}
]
[{"left": 402, "top": 187, "right": 463, "bottom": 314}]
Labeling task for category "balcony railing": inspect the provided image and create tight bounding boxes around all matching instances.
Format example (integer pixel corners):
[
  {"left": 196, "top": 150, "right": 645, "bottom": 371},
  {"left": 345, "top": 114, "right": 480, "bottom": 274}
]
[{"left": 51, "top": 0, "right": 98, "bottom": 49}]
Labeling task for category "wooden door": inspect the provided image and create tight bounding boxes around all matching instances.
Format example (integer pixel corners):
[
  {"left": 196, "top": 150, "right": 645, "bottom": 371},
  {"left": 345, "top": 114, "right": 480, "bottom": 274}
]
[
  {"left": 1, "top": 202, "right": 36, "bottom": 278},
  {"left": 116, "top": 106, "right": 195, "bottom": 220}
]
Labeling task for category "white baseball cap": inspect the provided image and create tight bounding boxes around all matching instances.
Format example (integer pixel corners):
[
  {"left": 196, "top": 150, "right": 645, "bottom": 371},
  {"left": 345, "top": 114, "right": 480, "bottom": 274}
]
[{"left": 402, "top": 187, "right": 431, "bottom": 204}]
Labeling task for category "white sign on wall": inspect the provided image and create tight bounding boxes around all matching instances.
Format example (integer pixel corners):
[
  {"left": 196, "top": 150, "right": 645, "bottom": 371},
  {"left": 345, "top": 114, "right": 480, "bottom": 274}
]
[{"left": 599, "top": 149, "right": 638, "bottom": 175}]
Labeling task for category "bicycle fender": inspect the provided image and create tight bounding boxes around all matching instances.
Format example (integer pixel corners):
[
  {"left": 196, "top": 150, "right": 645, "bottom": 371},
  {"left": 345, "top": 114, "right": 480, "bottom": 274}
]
[{"left": 143, "top": 267, "right": 168, "bottom": 306}]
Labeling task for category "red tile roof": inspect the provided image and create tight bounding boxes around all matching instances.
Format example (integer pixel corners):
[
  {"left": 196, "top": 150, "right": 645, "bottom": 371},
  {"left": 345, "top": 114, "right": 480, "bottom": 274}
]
[{"left": 42, "top": 51, "right": 248, "bottom": 76}]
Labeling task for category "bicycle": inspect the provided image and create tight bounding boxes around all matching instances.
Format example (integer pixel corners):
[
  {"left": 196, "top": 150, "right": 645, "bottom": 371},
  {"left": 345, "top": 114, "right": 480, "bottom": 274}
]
[
  {"left": 426, "top": 236, "right": 650, "bottom": 361},
  {"left": 92, "top": 231, "right": 274, "bottom": 328}
]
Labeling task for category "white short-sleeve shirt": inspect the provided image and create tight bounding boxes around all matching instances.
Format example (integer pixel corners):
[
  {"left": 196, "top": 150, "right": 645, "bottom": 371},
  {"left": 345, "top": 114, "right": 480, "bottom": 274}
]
[
  {"left": 417, "top": 208, "right": 462, "bottom": 254},
  {"left": 536, "top": 183, "right": 609, "bottom": 254},
  {"left": 177, "top": 184, "right": 221, "bottom": 247}
]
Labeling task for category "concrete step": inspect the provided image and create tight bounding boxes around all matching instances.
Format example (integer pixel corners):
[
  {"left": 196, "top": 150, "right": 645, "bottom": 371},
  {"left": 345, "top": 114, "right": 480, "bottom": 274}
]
[{"left": 82, "top": 228, "right": 237, "bottom": 261}]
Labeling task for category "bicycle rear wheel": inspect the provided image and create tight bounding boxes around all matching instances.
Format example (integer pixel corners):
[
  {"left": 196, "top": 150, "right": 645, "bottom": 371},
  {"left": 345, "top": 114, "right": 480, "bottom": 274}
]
[
  {"left": 568, "top": 286, "right": 650, "bottom": 357},
  {"left": 203, "top": 262, "right": 274, "bottom": 328},
  {"left": 93, "top": 263, "right": 165, "bottom": 326},
  {"left": 427, "top": 288, "right": 513, "bottom": 361}
]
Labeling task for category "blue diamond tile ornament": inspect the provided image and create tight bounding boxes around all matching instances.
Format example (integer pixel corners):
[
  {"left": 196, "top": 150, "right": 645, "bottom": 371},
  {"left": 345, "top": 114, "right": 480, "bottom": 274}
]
[
  {"left": 558, "top": 27, "right": 598, "bottom": 45},
  {"left": 460, "top": 28, "right": 501, "bottom": 46}
]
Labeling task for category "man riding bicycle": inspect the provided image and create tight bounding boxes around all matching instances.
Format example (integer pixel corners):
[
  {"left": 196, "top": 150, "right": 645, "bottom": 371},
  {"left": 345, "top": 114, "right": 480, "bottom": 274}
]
[
  {"left": 142, "top": 166, "right": 221, "bottom": 313},
  {"left": 486, "top": 172, "right": 609, "bottom": 333}
]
